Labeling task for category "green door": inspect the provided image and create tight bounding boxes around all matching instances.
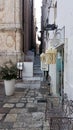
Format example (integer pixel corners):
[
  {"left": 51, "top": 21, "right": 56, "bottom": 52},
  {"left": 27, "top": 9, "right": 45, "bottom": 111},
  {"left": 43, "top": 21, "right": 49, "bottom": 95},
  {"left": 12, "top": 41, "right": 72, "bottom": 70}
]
[{"left": 56, "top": 48, "right": 64, "bottom": 96}]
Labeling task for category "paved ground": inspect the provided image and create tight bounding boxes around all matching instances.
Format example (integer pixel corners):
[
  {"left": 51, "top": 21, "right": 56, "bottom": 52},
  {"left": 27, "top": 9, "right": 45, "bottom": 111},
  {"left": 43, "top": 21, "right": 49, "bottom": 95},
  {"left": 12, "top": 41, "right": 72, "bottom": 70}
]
[
  {"left": 0, "top": 54, "right": 73, "bottom": 130},
  {"left": 0, "top": 81, "right": 50, "bottom": 130},
  {"left": 0, "top": 56, "right": 73, "bottom": 130},
  {"left": 0, "top": 55, "right": 50, "bottom": 130}
]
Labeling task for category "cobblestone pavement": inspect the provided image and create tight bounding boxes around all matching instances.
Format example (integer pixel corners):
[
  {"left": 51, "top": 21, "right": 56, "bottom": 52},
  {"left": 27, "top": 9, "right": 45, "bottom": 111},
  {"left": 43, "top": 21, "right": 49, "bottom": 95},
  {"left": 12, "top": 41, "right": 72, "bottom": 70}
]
[{"left": 0, "top": 82, "right": 50, "bottom": 130}]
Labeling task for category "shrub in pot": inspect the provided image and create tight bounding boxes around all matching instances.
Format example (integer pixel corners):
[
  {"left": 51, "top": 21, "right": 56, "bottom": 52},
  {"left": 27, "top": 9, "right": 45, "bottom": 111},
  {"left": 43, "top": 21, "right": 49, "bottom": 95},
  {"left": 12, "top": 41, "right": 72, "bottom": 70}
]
[{"left": 0, "top": 60, "right": 17, "bottom": 96}]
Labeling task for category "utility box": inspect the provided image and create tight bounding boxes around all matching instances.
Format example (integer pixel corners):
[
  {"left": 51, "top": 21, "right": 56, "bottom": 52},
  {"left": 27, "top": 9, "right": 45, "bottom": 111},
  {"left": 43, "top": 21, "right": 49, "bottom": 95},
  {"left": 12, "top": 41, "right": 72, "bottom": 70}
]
[{"left": 22, "top": 62, "right": 33, "bottom": 77}]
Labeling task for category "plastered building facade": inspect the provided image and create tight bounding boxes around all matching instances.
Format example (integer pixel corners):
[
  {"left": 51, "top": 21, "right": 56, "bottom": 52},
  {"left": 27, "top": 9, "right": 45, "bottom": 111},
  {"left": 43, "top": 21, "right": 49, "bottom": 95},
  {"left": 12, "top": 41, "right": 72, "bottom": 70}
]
[{"left": 41, "top": 0, "right": 73, "bottom": 100}]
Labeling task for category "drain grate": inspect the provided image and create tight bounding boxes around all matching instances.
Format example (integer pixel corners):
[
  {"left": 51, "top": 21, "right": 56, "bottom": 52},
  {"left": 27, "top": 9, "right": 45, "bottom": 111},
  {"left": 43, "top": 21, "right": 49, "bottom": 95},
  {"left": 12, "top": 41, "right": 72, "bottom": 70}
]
[{"left": 37, "top": 99, "right": 47, "bottom": 103}]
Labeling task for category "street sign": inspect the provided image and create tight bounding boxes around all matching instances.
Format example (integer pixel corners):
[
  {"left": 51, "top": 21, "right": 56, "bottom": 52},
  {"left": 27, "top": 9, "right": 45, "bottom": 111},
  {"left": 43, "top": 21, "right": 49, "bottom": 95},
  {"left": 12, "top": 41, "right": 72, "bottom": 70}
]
[
  {"left": 17, "top": 62, "right": 23, "bottom": 70},
  {"left": 41, "top": 61, "right": 48, "bottom": 71}
]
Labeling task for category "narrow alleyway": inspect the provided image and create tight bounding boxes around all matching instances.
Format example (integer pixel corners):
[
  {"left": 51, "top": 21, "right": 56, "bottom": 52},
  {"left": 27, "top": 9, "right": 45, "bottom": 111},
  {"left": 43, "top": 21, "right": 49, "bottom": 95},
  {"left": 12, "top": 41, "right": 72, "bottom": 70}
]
[
  {"left": 0, "top": 55, "right": 50, "bottom": 130},
  {"left": 0, "top": 55, "right": 73, "bottom": 130}
]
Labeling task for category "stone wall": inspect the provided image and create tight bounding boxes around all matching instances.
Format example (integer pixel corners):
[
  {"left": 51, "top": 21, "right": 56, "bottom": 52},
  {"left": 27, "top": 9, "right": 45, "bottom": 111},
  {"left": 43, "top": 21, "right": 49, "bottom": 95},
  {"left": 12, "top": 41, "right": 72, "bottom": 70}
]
[
  {"left": 0, "top": 0, "right": 22, "bottom": 27},
  {"left": 0, "top": 0, "right": 23, "bottom": 64},
  {"left": 0, "top": 30, "right": 22, "bottom": 51},
  {"left": 0, "top": 51, "right": 24, "bottom": 65}
]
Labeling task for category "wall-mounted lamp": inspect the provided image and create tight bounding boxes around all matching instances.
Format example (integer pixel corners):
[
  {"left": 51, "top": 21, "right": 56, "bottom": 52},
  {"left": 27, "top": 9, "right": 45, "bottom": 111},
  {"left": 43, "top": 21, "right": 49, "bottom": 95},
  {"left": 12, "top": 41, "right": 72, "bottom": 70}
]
[
  {"left": 44, "top": 24, "right": 58, "bottom": 31},
  {"left": 40, "top": 48, "right": 57, "bottom": 64},
  {"left": 48, "top": 1, "right": 57, "bottom": 9},
  {"left": 45, "top": 48, "right": 57, "bottom": 64}
]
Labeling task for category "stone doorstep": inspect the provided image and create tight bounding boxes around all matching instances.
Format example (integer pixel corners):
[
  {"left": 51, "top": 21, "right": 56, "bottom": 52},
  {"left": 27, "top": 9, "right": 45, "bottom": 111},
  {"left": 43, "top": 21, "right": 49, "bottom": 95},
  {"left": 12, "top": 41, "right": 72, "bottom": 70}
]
[
  {"left": 22, "top": 77, "right": 41, "bottom": 86},
  {"left": 22, "top": 81, "right": 41, "bottom": 84},
  {"left": 22, "top": 77, "right": 41, "bottom": 81},
  {"left": 15, "top": 84, "right": 40, "bottom": 89},
  {"left": 33, "top": 70, "right": 42, "bottom": 72},
  {"left": 33, "top": 68, "right": 41, "bottom": 70},
  {"left": 33, "top": 65, "right": 40, "bottom": 67}
]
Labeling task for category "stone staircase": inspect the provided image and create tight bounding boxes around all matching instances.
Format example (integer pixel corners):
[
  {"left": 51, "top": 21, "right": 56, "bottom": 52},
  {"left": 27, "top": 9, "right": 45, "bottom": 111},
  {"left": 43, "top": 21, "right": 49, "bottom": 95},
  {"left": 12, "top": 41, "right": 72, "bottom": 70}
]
[
  {"left": 15, "top": 54, "right": 43, "bottom": 89},
  {"left": 15, "top": 77, "right": 41, "bottom": 89},
  {"left": 33, "top": 55, "right": 43, "bottom": 78}
]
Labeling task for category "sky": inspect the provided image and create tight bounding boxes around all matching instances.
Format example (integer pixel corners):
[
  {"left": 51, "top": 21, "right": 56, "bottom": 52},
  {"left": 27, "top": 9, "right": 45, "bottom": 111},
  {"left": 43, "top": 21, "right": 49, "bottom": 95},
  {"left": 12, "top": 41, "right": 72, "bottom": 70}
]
[{"left": 34, "top": 0, "right": 42, "bottom": 32}]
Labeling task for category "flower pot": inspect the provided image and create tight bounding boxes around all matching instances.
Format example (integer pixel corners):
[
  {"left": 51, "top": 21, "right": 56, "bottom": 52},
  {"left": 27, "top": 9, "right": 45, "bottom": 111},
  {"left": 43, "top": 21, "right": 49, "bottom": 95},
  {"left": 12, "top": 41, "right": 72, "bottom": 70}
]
[{"left": 4, "top": 79, "right": 15, "bottom": 96}]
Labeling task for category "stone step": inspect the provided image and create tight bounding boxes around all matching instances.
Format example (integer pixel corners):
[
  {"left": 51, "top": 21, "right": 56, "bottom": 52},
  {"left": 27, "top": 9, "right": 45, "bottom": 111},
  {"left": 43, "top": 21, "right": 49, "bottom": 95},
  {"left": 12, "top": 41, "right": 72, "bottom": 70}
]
[
  {"left": 23, "top": 80, "right": 41, "bottom": 84},
  {"left": 15, "top": 75, "right": 44, "bottom": 89},
  {"left": 22, "top": 77, "right": 41, "bottom": 81},
  {"left": 33, "top": 65, "right": 40, "bottom": 67},
  {"left": 33, "top": 70, "right": 42, "bottom": 73},
  {"left": 15, "top": 81, "right": 41, "bottom": 89},
  {"left": 33, "top": 67, "right": 41, "bottom": 69},
  {"left": 33, "top": 68, "right": 40, "bottom": 70}
]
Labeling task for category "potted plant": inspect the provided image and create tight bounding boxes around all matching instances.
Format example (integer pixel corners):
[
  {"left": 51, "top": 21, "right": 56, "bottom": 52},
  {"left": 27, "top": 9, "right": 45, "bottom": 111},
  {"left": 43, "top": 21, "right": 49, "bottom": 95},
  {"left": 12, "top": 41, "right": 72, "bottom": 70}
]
[{"left": 0, "top": 60, "right": 17, "bottom": 96}]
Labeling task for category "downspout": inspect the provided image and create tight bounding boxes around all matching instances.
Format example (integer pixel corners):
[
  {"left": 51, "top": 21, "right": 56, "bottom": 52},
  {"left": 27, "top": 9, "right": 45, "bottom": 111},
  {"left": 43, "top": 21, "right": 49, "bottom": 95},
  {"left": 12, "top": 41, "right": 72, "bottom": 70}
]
[
  {"left": 22, "top": 0, "right": 24, "bottom": 52},
  {"left": 31, "top": 0, "right": 33, "bottom": 49}
]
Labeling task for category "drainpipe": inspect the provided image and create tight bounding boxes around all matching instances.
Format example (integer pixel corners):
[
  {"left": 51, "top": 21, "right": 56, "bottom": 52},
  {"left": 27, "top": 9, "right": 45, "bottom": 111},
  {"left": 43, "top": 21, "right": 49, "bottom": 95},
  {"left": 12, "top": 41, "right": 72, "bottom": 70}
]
[{"left": 22, "top": 0, "right": 24, "bottom": 52}]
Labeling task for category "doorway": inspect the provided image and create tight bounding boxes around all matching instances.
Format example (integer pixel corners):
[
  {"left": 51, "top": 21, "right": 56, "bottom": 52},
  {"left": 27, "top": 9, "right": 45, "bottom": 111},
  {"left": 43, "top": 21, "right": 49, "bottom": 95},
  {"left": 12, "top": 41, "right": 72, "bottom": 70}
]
[{"left": 56, "top": 46, "right": 64, "bottom": 96}]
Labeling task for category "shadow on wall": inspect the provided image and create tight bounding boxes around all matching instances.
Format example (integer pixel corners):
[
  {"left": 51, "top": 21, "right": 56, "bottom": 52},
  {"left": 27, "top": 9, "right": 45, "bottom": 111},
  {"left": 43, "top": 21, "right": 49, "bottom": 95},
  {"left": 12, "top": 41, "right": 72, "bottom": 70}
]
[{"left": 24, "top": 51, "right": 34, "bottom": 62}]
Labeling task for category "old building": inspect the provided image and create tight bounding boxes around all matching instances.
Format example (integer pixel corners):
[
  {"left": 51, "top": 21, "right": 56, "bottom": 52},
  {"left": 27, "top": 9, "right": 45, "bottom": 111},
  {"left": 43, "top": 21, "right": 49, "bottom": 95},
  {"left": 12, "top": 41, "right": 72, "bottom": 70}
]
[
  {"left": 41, "top": 0, "right": 58, "bottom": 95},
  {"left": 41, "top": 0, "right": 73, "bottom": 100},
  {"left": 0, "top": 0, "right": 35, "bottom": 64},
  {"left": 0, "top": 0, "right": 23, "bottom": 64},
  {"left": 41, "top": 0, "right": 64, "bottom": 97},
  {"left": 56, "top": 0, "right": 73, "bottom": 100},
  {"left": 23, "top": 0, "right": 34, "bottom": 53}
]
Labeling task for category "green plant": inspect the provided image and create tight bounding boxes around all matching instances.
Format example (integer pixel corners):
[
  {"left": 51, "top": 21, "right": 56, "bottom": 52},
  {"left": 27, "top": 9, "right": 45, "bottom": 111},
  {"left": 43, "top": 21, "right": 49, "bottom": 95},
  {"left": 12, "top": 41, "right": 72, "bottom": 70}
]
[{"left": 0, "top": 60, "right": 17, "bottom": 80}]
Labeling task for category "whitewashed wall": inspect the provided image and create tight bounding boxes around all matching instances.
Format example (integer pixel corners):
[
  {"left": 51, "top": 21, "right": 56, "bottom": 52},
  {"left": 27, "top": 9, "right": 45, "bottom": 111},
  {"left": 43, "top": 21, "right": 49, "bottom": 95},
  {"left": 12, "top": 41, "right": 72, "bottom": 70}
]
[
  {"left": 56, "top": 0, "right": 73, "bottom": 99},
  {"left": 49, "top": 64, "right": 56, "bottom": 95},
  {"left": 42, "top": 0, "right": 51, "bottom": 50},
  {"left": 42, "top": 0, "right": 57, "bottom": 95},
  {"left": 64, "top": 37, "right": 73, "bottom": 100},
  {"left": 56, "top": 0, "right": 73, "bottom": 38},
  {"left": 46, "top": 0, "right": 73, "bottom": 98}
]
